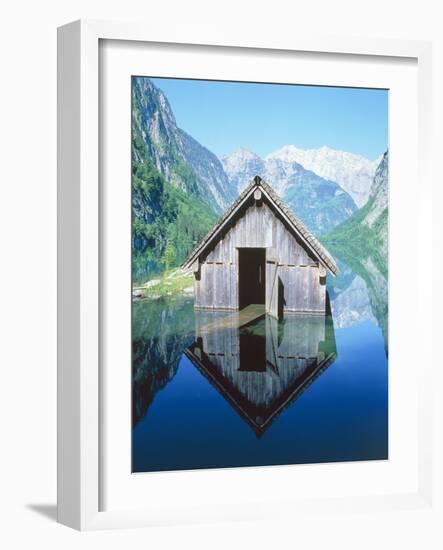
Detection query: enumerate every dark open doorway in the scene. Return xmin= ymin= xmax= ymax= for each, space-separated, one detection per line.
xmin=238 ymin=248 xmax=266 ymax=309
xmin=239 ymin=330 xmax=266 ymax=372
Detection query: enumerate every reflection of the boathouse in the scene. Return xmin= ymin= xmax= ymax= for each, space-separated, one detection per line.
xmin=185 ymin=309 xmax=337 ymax=436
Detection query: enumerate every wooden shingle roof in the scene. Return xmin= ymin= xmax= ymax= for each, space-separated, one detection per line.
xmin=182 ymin=175 xmax=338 ymax=276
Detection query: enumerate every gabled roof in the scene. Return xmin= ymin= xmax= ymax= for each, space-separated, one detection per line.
xmin=182 ymin=176 xmax=338 ymax=276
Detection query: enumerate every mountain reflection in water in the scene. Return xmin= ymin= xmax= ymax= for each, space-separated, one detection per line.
xmin=132 ymin=255 xmax=388 ymax=472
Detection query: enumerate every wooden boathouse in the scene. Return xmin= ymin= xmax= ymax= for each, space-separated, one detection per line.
xmin=182 ymin=176 xmax=338 ymax=317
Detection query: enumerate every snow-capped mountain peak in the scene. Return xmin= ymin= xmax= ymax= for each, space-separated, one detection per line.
xmin=221 ymin=147 xmax=262 ymax=169
xmin=220 ymin=147 xmax=265 ymax=193
xmin=265 ymin=144 xmax=300 ymax=161
xmin=221 ymin=146 xmax=358 ymax=235
xmin=226 ymin=146 xmax=261 ymax=159
xmin=266 ymin=145 xmax=380 ymax=207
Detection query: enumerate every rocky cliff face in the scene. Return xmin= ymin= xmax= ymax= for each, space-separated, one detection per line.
xmin=132 ymin=78 xmax=222 ymax=277
xmin=220 ymin=148 xmax=266 ymax=193
xmin=361 ymin=151 xmax=389 ymax=257
xmin=362 ymin=151 xmax=388 ymax=225
xmin=222 ymin=147 xmax=357 ymax=235
xmin=266 ymin=145 xmax=380 ymax=207
xmin=321 ymin=151 xmax=389 ymax=350
xmin=133 ymin=77 xmax=236 ymax=213
xmin=323 ymin=151 xmax=388 ymax=258
xmin=222 ymin=145 xmax=379 ymax=208
xmin=280 ymin=164 xmax=357 ymax=235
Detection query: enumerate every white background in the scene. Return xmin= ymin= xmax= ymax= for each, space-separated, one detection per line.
xmin=1 ymin=0 xmax=442 ymax=548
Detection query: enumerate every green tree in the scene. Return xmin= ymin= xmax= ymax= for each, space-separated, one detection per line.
xmin=162 ymin=242 xmax=175 ymax=271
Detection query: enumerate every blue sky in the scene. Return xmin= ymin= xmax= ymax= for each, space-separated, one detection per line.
xmin=151 ymin=77 xmax=388 ymax=161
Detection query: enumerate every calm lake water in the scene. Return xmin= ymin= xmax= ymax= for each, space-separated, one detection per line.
xmin=132 ymin=256 xmax=388 ymax=472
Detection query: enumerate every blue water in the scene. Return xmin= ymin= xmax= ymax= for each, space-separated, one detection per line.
xmin=132 ymin=262 xmax=388 ymax=472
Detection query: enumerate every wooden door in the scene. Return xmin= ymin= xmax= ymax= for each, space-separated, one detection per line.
xmin=265 ymin=258 xmax=279 ymax=318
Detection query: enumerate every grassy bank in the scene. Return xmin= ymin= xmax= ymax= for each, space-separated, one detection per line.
xmin=132 ymin=268 xmax=194 ymax=300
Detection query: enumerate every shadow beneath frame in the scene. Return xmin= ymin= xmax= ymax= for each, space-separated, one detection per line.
xmin=26 ymin=503 xmax=57 ymax=522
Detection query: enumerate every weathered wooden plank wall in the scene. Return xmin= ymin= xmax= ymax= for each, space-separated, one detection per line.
xmin=194 ymin=202 xmax=326 ymax=313
xmin=265 ymin=259 xmax=279 ymax=318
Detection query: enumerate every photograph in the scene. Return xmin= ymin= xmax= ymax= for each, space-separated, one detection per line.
xmin=131 ymin=76 xmax=389 ymax=473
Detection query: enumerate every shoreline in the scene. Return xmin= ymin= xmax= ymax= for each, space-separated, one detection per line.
xmin=132 ymin=267 xmax=194 ymax=300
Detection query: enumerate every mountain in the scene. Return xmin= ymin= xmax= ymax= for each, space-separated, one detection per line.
xmin=133 ymin=77 xmax=236 ymax=213
xmin=315 ymin=151 xmax=388 ymax=350
xmin=222 ymin=148 xmax=358 ymax=235
xmin=221 ymin=148 xmax=266 ymax=193
xmin=323 ymin=151 xmax=389 ymax=260
xmin=266 ymin=145 xmax=380 ymax=207
xmin=132 ymin=77 xmax=374 ymax=281
xmin=362 ymin=150 xmax=388 ymax=230
xmin=132 ymin=78 xmax=224 ymax=279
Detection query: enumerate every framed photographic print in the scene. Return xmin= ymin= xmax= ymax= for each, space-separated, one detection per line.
xmin=57 ymin=19 xmax=435 ymax=530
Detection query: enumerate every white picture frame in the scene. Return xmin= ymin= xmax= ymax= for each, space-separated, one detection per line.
xmin=57 ymin=19 xmax=435 ymax=531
